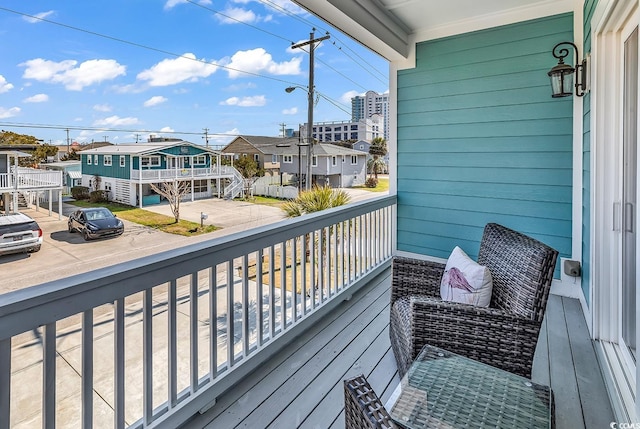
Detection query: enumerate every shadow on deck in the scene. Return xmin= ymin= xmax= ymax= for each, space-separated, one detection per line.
xmin=184 ymin=268 xmax=614 ymax=428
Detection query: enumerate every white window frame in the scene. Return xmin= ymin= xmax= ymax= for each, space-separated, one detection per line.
xmin=141 ymin=155 xmax=161 ymax=167
xmin=332 ymin=156 xmax=337 ymax=166
xmin=312 ymin=156 xmax=318 ymax=167
xmin=87 ymin=155 xmax=92 ymax=165
xmin=351 ymin=155 xmax=358 ymax=165
xmin=254 ymin=154 xmax=260 ymax=162
xmin=283 ymin=155 xmax=293 ymax=163
xmin=93 ymin=155 xmax=98 ymax=165
xmin=271 ymin=154 xmax=278 ymax=163
xmin=193 ymin=155 xmax=206 ymax=165
xmin=104 ymin=155 xmax=112 ymax=166
xmin=119 ymin=155 xmax=125 ymax=167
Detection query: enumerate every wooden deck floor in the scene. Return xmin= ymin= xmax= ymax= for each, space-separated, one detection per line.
xmin=183 ymin=268 xmax=615 ymax=429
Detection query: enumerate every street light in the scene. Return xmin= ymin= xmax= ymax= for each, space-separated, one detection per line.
xmin=285 ymin=85 xmax=314 ymax=191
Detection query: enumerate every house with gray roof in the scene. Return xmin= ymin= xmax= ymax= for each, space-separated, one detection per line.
xmin=222 ymin=135 xmax=300 ymax=176
xmin=80 ymin=141 xmax=243 ymax=207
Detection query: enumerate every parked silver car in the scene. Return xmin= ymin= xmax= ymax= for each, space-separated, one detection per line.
xmin=68 ymin=207 xmax=124 ymax=240
xmin=0 ymin=213 xmax=43 ymax=256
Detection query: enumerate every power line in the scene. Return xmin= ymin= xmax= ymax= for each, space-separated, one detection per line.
xmin=0 ymin=121 xmax=240 ymax=138
xmin=258 ymin=0 xmax=388 ymax=84
xmin=0 ymin=7 xmax=293 ymax=85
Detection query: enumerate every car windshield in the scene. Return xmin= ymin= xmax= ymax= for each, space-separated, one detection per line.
xmin=86 ymin=209 xmax=114 ymax=221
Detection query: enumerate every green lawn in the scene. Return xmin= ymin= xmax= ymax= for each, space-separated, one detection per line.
xmin=68 ymin=200 xmax=219 ymax=236
xmin=354 ymin=177 xmax=389 ymax=192
xmin=238 ymin=195 xmax=287 ymax=208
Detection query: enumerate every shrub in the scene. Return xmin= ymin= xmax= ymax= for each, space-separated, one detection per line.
xmin=365 ymin=177 xmax=378 ymax=188
xmin=71 ymin=186 xmax=90 ymax=200
xmin=89 ymin=190 xmax=108 ymax=203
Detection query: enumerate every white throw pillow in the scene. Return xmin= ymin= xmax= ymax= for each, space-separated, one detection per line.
xmin=440 ymin=246 xmax=493 ymax=307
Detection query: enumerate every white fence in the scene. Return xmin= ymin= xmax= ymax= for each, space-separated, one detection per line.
xmin=0 ymin=195 xmax=397 ymax=429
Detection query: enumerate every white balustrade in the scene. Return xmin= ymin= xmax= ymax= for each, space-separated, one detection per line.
xmin=0 ymin=195 xmax=396 ymax=429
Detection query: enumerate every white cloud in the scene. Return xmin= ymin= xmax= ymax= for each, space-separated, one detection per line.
xmin=217 ymin=7 xmax=257 ymax=24
xmin=164 ymin=0 xmax=211 ymax=10
xmin=0 ymin=107 xmax=21 ymax=119
xmin=212 ymin=128 xmax=240 ymax=144
xmin=93 ymin=116 xmax=140 ymax=127
xmin=0 ymin=76 xmax=14 ymax=93
xmin=159 ymin=126 xmax=174 ymax=132
xmin=23 ymin=11 xmax=54 ymax=24
xmin=224 ymin=48 xmax=301 ymax=78
xmin=220 ymin=95 xmax=266 ymax=107
xmin=340 ymin=90 xmax=361 ymax=104
xmin=93 ymin=104 xmax=112 ymax=112
xmin=23 ymin=93 xmax=48 ymax=103
xmin=282 ymin=107 xmax=298 ymax=115
xmin=137 ymin=53 xmax=218 ymax=86
xmin=21 ymin=58 xmax=126 ymax=91
xmin=144 ymin=96 xmax=168 ymax=107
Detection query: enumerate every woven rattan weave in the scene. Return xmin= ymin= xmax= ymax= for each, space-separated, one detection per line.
xmin=389 ymin=223 xmax=558 ymax=378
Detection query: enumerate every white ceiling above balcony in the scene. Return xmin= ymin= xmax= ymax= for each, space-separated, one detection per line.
xmin=293 ymin=0 xmax=574 ymax=61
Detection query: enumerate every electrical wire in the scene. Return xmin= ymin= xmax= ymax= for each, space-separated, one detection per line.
xmin=0 ymin=6 xmax=293 ymax=85
xmin=258 ymin=0 xmax=388 ymax=84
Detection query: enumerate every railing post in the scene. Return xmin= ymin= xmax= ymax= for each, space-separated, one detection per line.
xmin=0 ymin=338 xmax=10 ymax=429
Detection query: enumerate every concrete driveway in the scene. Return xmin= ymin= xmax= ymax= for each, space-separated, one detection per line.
xmin=1 ymin=187 xmax=383 ymax=293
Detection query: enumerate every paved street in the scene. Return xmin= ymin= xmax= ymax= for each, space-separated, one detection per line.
xmin=1 ymin=187 xmax=383 ymax=293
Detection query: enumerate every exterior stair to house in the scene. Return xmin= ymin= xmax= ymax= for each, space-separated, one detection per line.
xmin=223 ymin=167 xmax=245 ymax=200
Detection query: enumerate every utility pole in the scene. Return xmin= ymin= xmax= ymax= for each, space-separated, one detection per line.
xmin=134 ymin=133 xmax=141 ymax=143
xmin=65 ymin=128 xmax=70 ymax=155
xmin=202 ymin=128 xmax=210 ymax=147
xmin=279 ymin=122 xmax=287 ymax=138
xmin=291 ymin=29 xmax=330 ymax=190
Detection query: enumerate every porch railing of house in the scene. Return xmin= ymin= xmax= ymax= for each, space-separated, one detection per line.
xmin=130 ymin=165 xmax=239 ymax=181
xmin=0 ymin=195 xmax=396 ymax=428
xmin=0 ymin=168 xmax=62 ymax=191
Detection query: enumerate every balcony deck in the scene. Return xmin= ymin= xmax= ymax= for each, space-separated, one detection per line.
xmin=185 ymin=268 xmax=615 ymax=429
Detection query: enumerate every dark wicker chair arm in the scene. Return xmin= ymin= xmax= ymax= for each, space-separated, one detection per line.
xmin=391 ymin=256 xmax=445 ymax=305
xmin=408 ymin=296 xmax=542 ymax=378
xmin=344 ymin=375 xmax=398 ymax=429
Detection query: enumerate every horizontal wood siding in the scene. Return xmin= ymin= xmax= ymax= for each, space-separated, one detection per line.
xmin=396 ymin=13 xmax=574 ymax=275
xmin=582 ymin=0 xmax=597 ymax=306
xmin=82 ymin=154 xmax=130 ymax=179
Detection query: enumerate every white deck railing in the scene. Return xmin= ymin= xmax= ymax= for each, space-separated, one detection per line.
xmin=0 ymin=168 xmax=62 ymax=191
xmin=0 ymin=195 xmax=396 ymax=428
xmin=131 ymin=166 xmax=238 ymax=181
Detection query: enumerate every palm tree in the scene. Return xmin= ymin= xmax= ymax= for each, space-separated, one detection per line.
xmin=368 ymin=137 xmax=388 ymax=180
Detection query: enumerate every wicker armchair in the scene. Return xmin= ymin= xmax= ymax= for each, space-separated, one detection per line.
xmin=344 ymin=375 xmax=397 ymax=429
xmin=390 ymin=223 xmax=558 ymax=378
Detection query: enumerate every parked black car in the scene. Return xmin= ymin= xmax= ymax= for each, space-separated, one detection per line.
xmin=68 ymin=207 xmax=124 ymax=240
xmin=0 ymin=213 xmax=42 ymax=255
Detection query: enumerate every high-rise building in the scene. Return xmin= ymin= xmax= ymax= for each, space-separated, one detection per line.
xmin=351 ymin=90 xmax=389 ymax=141
xmin=300 ymin=115 xmax=384 ymax=143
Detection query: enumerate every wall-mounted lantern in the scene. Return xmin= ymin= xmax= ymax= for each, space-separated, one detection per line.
xmin=548 ymin=42 xmax=588 ymax=98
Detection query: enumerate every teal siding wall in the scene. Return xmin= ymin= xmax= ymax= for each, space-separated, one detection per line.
xmin=82 ymin=154 xmax=130 ymax=179
xmin=396 ymin=14 xmax=574 ymax=277
xmin=582 ymin=0 xmax=597 ymax=306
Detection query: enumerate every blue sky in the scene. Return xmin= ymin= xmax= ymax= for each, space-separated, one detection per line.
xmin=0 ymin=0 xmax=388 ymax=147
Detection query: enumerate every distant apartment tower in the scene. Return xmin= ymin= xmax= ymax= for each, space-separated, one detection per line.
xmin=300 ymin=115 xmax=384 ymax=143
xmin=351 ymin=90 xmax=389 ymax=141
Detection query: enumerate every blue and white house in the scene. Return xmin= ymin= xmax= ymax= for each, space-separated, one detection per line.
xmin=80 ymin=141 xmax=243 ymax=207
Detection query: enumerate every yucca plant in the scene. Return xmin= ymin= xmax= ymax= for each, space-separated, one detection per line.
xmin=281 ymin=185 xmax=352 ymax=294
xmin=281 ymin=184 xmax=351 ymax=217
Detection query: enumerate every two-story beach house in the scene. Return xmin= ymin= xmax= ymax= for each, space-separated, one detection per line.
xmin=276 ymin=143 xmax=368 ymax=188
xmin=222 ymin=135 xmax=299 ymax=176
xmin=0 ymin=146 xmax=63 ymax=216
xmin=80 ymin=141 xmax=243 ymax=207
